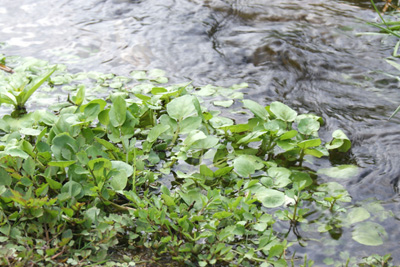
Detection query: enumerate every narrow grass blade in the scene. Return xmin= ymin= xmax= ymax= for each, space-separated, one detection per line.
xmin=19 ymin=66 xmax=56 ymax=105
xmin=389 ymin=105 xmax=400 ymax=120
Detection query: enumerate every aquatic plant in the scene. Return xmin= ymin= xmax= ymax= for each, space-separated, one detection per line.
xmin=367 ymin=0 xmax=400 ymax=119
xmin=0 ymin=56 xmax=393 ymax=266
xmin=0 ymin=55 xmax=57 ymax=117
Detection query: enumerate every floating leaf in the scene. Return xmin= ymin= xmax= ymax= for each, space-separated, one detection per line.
xmin=352 ymin=222 xmax=387 ymax=246
xmin=347 ymin=207 xmax=370 ymax=224
xmin=318 ymin=165 xmax=358 ymax=179
xmin=213 ymin=100 xmax=234 ymax=108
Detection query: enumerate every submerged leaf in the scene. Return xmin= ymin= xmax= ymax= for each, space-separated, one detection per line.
xmin=352 ymin=222 xmax=387 ymax=246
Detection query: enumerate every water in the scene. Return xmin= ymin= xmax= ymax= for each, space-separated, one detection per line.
xmin=1 ymin=0 xmax=400 ymax=264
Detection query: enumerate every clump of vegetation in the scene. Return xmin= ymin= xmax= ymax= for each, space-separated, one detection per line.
xmin=366 ymin=0 xmax=400 ymax=119
xmin=0 ymin=55 xmax=393 ymax=266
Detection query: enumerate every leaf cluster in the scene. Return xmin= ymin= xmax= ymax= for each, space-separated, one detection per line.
xmin=0 ymin=57 xmax=393 ymax=266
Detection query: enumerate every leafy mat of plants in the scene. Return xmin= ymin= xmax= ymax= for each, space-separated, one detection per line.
xmin=0 ymin=56 xmax=394 ymax=266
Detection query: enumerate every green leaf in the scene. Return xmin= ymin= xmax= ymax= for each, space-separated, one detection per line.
xmin=352 ymin=222 xmax=387 ymax=246
xmin=0 ymin=168 xmax=12 ymax=186
xmin=317 ymin=165 xmax=358 ymax=179
xmin=95 ymin=137 xmax=119 ymax=152
xmin=297 ymin=138 xmax=321 ymax=149
xmin=233 ymin=155 xmax=263 ymax=177
xmin=111 ymin=161 xmax=134 ymax=177
xmin=298 ymin=118 xmax=320 ymax=135
xmin=22 ymin=157 xmax=36 ymax=176
xmin=292 ymin=171 xmax=313 ymax=190
xmin=347 ymin=207 xmax=370 ymax=224
xmin=255 ymin=188 xmax=285 ymax=208
xmin=61 ymin=181 xmax=82 ymax=198
xmin=214 ymin=166 xmax=233 ymax=177
xmin=20 ymin=127 xmax=42 ymax=136
xmin=191 ymin=136 xmax=219 ymax=149
xmin=1 ymin=148 xmax=29 ymax=159
xmin=326 ymin=130 xmax=351 ymax=152
xmin=109 ymin=95 xmax=127 ymax=127
xmin=48 ymin=160 xmax=76 ymax=168
xmin=268 ymin=167 xmax=291 ymax=188
xmin=73 ymin=85 xmax=85 ymax=106
xmin=213 ymin=100 xmax=234 ymax=108
xmin=179 ymin=117 xmax=202 ymax=134
xmin=243 ymin=99 xmax=268 ymax=120
xmin=51 ymin=133 xmax=78 ymax=160
xmin=167 ymin=95 xmax=196 ymax=121
xmin=213 ymin=211 xmax=233 ymax=219
xmin=147 ymin=124 xmax=170 ymax=142
xmin=110 ymin=170 xmax=128 ymax=191
xmin=279 ymin=129 xmax=297 ymax=140
xmin=183 ymin=130 xmax=207 ymax=147
xmin=178 ymin=189 xmax=206 ymax=210
xmin=200 ymin=164 xmax=214 ymax=177
xmin=45 ymin=177 xmax=62 ymax=190
xmin=270 ymin=101 xmax=297 ymax=122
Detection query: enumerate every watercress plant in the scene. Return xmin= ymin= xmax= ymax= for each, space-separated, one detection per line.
xmin=0 ymin=56 xmax=393 ymax=266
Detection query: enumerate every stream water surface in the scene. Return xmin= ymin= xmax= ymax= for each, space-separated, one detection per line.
xmin=1 ymin=0 xmax=400 ymax=265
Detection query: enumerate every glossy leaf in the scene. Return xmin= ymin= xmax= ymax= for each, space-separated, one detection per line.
xmin=167 ymin=95 xmax=196 ymax=121
xmin=270 ymin=101 xmax=297 ymax=122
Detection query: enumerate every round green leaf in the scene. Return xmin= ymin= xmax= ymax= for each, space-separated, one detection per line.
xmin=167 ymin=95 xmax=196 ymax=121
xmin=233 ymin=155 xmax=263 ymax=177
xmin=298 ymin=118 xmax=320 ymax=135
xmin=255 ymin=188 xmax=285 ymax=208
xmin=352 ymin=222 xmax=387 ymax=246
xmin=111 ymin=161 xmax=134 ymax=177
xmin=347 ymin=207 xmax=370 ymax=225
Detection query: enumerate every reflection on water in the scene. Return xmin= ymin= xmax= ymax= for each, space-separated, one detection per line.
xmin=1 ymin=0 xmax=400 ymax=264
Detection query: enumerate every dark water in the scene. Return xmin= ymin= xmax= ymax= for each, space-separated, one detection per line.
xmin=1 ymin=0 xmax=400 ymax=264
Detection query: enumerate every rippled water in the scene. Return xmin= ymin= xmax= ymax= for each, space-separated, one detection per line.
xmin=1 ymin=0 xmax=400 ymax=264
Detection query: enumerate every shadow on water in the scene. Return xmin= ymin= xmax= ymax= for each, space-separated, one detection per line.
xmin=1 ymin=0 xmax=400 ymax=264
